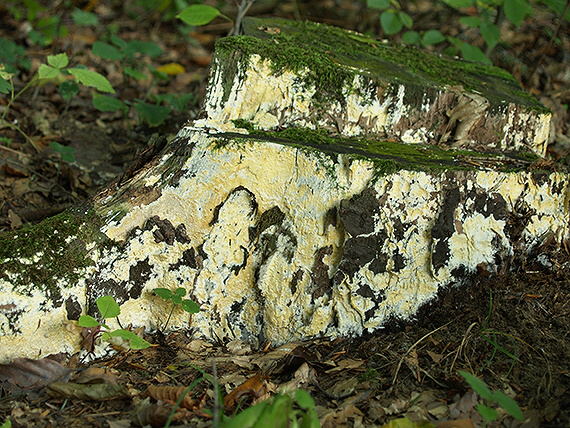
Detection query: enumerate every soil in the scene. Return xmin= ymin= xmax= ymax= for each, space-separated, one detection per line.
xmin=1 ymin=1 xmax=569 ymax=427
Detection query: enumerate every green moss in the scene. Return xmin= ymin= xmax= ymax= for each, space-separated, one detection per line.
xmin=212 ymin=17 xmax=548 ymax=115
xmin=0 ymin=207 xmax=106 ymax=302
xmin=218 ymin=123 xmax=505 ymax=178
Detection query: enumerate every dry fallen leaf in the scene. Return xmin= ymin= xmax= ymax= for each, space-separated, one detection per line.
xmin=0 ymin=357 xmax=72 ymax=392
xmin=47 ymin=381 xmax=131 ymax=401
xmin=223 ymin=373 xmax=271 ymax=410
xmin=145 ymin=385 xmax=205 ymax=410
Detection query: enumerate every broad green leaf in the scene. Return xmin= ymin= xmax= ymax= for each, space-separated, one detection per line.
xmin=492 ymin=391 xmax=524 ymax=421
xmin=92 ymin=41 xmax=123 ymax=61
xmin=50 ymin=141 xmax=75 ymax=163
xmin=367 ymin=0 xmax=390 ymax=9
xmin=38 ymin=64 xmax=60 ymax=80
xmin=171 ymin=294 xmax=182 ymax=305
xmin=402 ymin=31 xmax=421 ymax=44
xmin=0 ymin=74 xmax=12 ymax=94
xmin=480 ymin=21 xmax=501 ymax=50
xmin=174 ymin=288 xmax=187 ymax=297
xmin=181 ymin=299 xmax=200 ymax=314
xmin=134 ymin=101 xmax=170 ymax=126
xmin=59 ymin=80 xmax=79 ymax=100
xmin=0 ymin=419 xmax=11 ymax=428
xmin=177 ymin=5 xmax=220 ymax=26
xmin=152 ymin=93 xmax=195 ymax=112
xmin=257 ymin=395 xmax=293 ymax=427
xmin=504 ymin=0 xmax=533 ymax=27
xmin=380 ymin=10 xmax=403 ymax=35
xmin=109 ymin=329 xmax=151 ymax=349
xmin=154 ymin=288 xmax=173 ymax=300
xmin=300 ymin=409 xmax=320 ymax=428
xmin=110 ymin=34 xmax=128 ymax=50
xmin=459 ymin=370 xmax=494 ymax=400
xmin=68 ymin=68 xmax=115 ymax=93
xmin=460 ymin=42 xmax=492 ymax=65
xmin=459 ymin=16 xmax=481 ymax=27
xmin=124 ymin=67 xmax=146 ymax=81
xmin=125 ymin=40 xmax=162 ymax=58
xmin=442 ymin=0 xmax=474 ymax=7
xmin=399 ymin=12 xmax=413 ymax=29
xmin=92 ymin=93 xmax=127 ymax=113
xmin=96 ymin=295 xmax=121 ymax=319
xmin=477 ymin=403 xmax=498 ymax=421
xmin=224 ymin=401 xmax=268 ymax=428
xmin=422 ymin=29 xmax=445 ymax=46
xmin=295 ymin=389 xmax=316 ymax=410
xmin=71 ymin=8 xmax=98 ymax=26
xmin=47 ymin=53 xmax=68 ymax=69
xmin=78 ymin=315 xmax=100 ymax=328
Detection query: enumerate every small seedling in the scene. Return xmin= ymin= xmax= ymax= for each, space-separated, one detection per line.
xmin=78 ymin=295 xmax=151 ymax=350
xmin=459 ymin=370 xmax=524 ymax=426
xmin=153 ymin=287 xmax=200 ymax=331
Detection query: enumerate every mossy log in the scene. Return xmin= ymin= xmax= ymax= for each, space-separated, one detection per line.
xmin=0 ymin=18 xmax=567 ymax=362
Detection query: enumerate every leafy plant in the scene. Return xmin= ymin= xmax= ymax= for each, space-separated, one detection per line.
xmin=78 ymin=295 xmax=151 ymax=350
xmin=367 ymin=0 xmax=569 ymax=65
xmin=177 ymin=1 xmax=256 ymax=35
xmin=222 ymin=390 xmax=320 ymax=428
xmin=153 ymin=287 xmax=200 ymax=331
xmin=459 ymin=370 xmax=524 ymax=426
xmin=0 ymin=419 xmax=11 ymax=428
xmin=1 ymin=52 xmax=113 ymax=153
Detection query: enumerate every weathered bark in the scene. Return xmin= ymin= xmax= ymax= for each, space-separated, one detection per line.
xmin=1 ymin=18 xmax=567 ymax=362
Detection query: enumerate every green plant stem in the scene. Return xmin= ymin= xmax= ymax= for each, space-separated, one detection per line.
xmin=0 ymin=120 xmax=40 ymax=152
xmin=1 ymin=77 xmax=38 ymax=121
xmin=162 ymin=302 xmax=176 ymax=331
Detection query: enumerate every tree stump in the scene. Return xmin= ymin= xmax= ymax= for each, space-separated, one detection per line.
xmin=0 ymin=18 xmax=566 ymax=362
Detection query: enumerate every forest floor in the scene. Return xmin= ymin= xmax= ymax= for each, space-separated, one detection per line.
xmin=0 ymin=0 xmax=569 ymax=427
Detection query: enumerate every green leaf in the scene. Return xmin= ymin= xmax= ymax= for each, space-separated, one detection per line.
xmin=134 ymin=101 xmax=170 ymax=126
xmin=152 ymin=93 xmax=195 ymax=112
xmin=47 ymin=53 xmax=69 ymax=69
xmin=459 ymin=371 xmax=494 ymax=400
xmin=59 ymin=80 xmax=79 ymax=100
xmin=504 ymin=0 xmax=533 ymax=27
xmin=108 ymin=329 xmax=151 ymax=349
xmin=71 ymin=8 xmax=99 ymax=26
xmin=78 ymin=315 xmax=100 ymax=328
xmin=380 ymin=10 xmax=403 ymax=35
xmin=480 ymin=21 xmax=501 ymax=50
xmin=294 ymin=389 xmax=316 ymax=410
xmin=50 ymin=141 xmax=75 ymax=163
xmin=181 ymin=299 xmax=200 ymax=314
xmin=125 ymin=40 xmax=163 ymax=58
xmin=124 ymin=67 xmax=146 ymax=81
xmin=68 ymin=68 xmax=115 ymax=93
xmin=171 ymin=294 xmax=182 ymax=305
xmin=399 ymin=12 xmax=413 ymax=29
xmin=367 ymin=0 xmax=390 ymax=10
xmin=442 ymin=0 xmax=474 ymax=7
xmin=0 ymin=74 xmax=13 ymax=94
xmin=224 ymin=401 xmax=268 ymax=428
xmin=257 ymin=395 xmax=293 ymax=426
xmin=177 ymin=5 xmax=220 ymax=26
xmin=92 ymin=93 xmax=128 ymax=113
xmin=154 ymin=288 xmax=173 ymax=300
xmin=0 ymin=418 xmax=12 ymax=428
xmin=92 ymin=41 xmax=124 ymax=61
xmin=174 ymin=288 xmax=187 ymax=297
xmin=96 ymin=295 xmax=121 ymax=319
xmin=110 ymin=35 xmax=128 ymax=50
xmin=460 ymin=42 xmax=492 ymax=65
xmin=402 ymin=31 xmax=421 ymax=44
xmin=38 ymin=64 xmax=60 ymax=80
xmin=477 ymin=403 xmax=498 ymax=422
xmin=492 ymin=391 xmax=524 ymax=421
xmin=459 ymin=16 xmax=481 ymax=27
xmin=422 ymin=29 xmax=445 ymax=46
